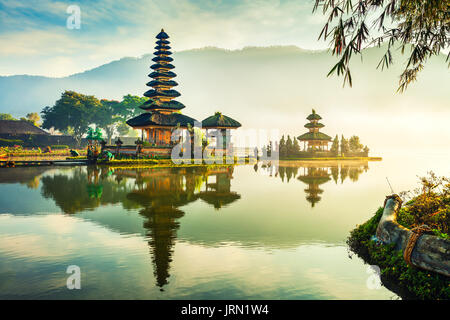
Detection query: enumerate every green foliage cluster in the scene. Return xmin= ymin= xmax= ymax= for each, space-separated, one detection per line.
xmin=398 ymin=172 xmax=450 ymax=238
xmin=51 ymin=145 xmax=69 ymax=150
xmin=0 ymin=113 xmax=17 ymax=120
xmin=0 ymin=138 xmax=23 ymax=147
xmin=348 ymin=207 xmax=450 ymax=300
xmin=41 ymin=91 xmax=147 ymax=146
xmin=277 ymin=133 xmax=369 ymax=158
xmin=313 ymin=0 xmax=449 ymax=92
xmin=278 ymin=135 xmax=301 ymax=157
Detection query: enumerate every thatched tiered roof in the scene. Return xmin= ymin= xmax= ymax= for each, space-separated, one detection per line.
xmin=0 ymin=120 xmax=49 ymax=135
xmin=201 ymin=112 xmax=242 ymax=129
xmin=137 ymin=28 xmax=183 ymax=112
xmin=306 ymin=109 xmax=322 ymax=120
xmin=126 ymin=111 xmax=197 ymax=128
xmin=140 ymin=99 xmax=185 ymax=111
xmin=297 ymin=109 xmax=331 ymax=142
xmin=297 ymin=131 xmax=332 ymax=141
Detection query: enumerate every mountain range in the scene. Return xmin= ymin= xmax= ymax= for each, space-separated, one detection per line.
xmin=0 ymin=45 xmax=448 ymax=151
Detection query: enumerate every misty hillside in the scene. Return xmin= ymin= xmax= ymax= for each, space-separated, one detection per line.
xmin=1 ymin=45 xmax=448 ymax=117
xmin=0 ymin=45 xmax=448 ymax=151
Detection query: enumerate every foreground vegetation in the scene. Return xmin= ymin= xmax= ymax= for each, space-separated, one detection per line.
xmin=1 ymin=146 xmax=86 ymax=159
xmin=397 ymin=172 xmax=449 ymax=239
xmin=348 ymin=172 xmax=450 ymax=299
xmin=348 ymin=207 xmax=449 ymax=300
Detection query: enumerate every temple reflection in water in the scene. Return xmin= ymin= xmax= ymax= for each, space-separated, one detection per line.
xmin=258 ymin=160 xmax=370 ymax=207
xmin=10 ymin=160 xmax=369 ymax=290
xmin=37 ymin=165 xmax=240 ymax=289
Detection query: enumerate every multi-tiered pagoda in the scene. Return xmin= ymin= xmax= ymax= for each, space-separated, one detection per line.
xmin=297 ymin=109 xmax=332 ymax=151
xmin=126 ymin=29 xmax=197 ymax=146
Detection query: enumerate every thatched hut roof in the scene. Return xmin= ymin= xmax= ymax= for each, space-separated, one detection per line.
xmin=149 ymin=71 xmax=177 ymax=78
xmin=0 ymin=120 xmax=49 ymax=135
xmin=297 ymin=132 xmax=332 ymax=141
xmin=139 ymin=99 xmax=185 ymax=111
xmin=144 ymin=89 xmax=180 ymax=99
xmin=155 ymin=40 xmax=170 ymax=45
xmin=306 ymin=109 xmax=322 ymax=121
xmin=154 ymin=45 xmax=171 ymax=50
xmin=156 ymin=29 xmax=169 ymax=39
xmin=154 ymin=50 xmax=172 ymax=56
xmin=151 ymin=63 xmax=175 ymax=70
xmin=201 ymin=112 xmax=241 ymax=129
xmin=152 ymin=56 xmax=174 ymax=63
xmin=127 ymin=111 xmax=197 ymax=128
xmin=147 ymin=80 xmax=178 ymax=87
xmin=304 ymin=122 xmax=325 ymax=128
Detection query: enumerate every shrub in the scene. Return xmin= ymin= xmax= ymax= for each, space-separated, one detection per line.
xmin=51 ymin=145 xmax=69 ymax=150
xmin=0 ymin=138 xmax=23 ymax=147
xmin=398 ymin=172 xmax=449 ymax=237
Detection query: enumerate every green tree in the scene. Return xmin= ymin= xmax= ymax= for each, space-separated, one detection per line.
xmin=94 ymin=99 xmax=121 ymax=144
xmin=313 ymin=0 xmax=449 ymax=92
xmin=330 ymin=134 xmax=339 ymax=156
xmin=26 ymin=112 xmax=40 ymax=126
xmin=286 ymin=135 xmax=293 ymax=156
xmin=349 ymin=135 xmax=364 ymax=153
xmin=293 ymin=137 xmax=300 ymax=155
xmin=41 ymin=91 xmax=102 ymax=145
xmin=340 ymin=135 xmax=350 ymax=156
xmin=116 ymin=94 xmax=148 ymax=121
xmin=363 ymin=145 xmax=370 ymax=156
xmin=279 ymin=135 xmax=287 ymax=157
xmin=117 ymin=122 xmax=131 ymax=137
xmin=0 ymin=113 xmax=16 ymax=120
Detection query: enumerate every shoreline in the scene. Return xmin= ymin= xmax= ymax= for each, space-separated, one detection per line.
xmin=279 ymin=156 xmax=382 ymax=161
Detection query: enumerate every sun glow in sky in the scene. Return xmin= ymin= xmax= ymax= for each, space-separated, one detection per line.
xmin=0 ymin=0 xmax=326 ymax=77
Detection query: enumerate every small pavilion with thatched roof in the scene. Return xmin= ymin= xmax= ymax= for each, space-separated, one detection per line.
xmin=201 ymin=112 xmax=241 ymax=150
xmin=297 ymin=109 xmax=332 ymax=151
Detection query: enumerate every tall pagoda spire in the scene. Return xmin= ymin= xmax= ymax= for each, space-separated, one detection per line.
xmin=140 ymin=29 xmax=185 ymax=112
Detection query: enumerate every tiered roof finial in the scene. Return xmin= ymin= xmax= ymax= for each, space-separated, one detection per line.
xmin=297 ymin=109 xmax=331 ymax=143
xmin=139 ymin=29 xmax=185 ymax=112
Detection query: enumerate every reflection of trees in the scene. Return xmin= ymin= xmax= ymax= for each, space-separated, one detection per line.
xmin=259 ymin=161 xmax=370 ymax=207
xmin=278 ymin=166 xmax=299 ymax=183
xmin=40 ymin=166 xmax=137 ymax=214
xmin=331 ymin=166 xmax=339 ymax=184
xmin=0 ymin=167 xmax=51 ymax=188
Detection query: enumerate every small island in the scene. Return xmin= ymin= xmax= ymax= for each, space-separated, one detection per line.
xmin=273 ymin=109 xmax=381 ymax=161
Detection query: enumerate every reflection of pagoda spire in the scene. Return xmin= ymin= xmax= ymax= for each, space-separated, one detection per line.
xmin=297 ymin=167 xmax=331 ymax=207
xmin=111 ymin=166 xmax=240 ymax=288
xmin=125 ymin=169 xmax=197 ymax=289
xmin=141 ymin=206 xmax=184 ymax=289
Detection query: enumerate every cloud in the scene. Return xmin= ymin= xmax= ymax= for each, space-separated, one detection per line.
xmin=0 ymin=0 xmax=327 ymax=76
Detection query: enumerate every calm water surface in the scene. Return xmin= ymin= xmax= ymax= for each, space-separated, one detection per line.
xmin=0 ymin=150 xmax=448 ymax=299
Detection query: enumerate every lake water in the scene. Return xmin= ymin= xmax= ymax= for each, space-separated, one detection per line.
xmin=0 ymin=150 xmax=448 ymax=299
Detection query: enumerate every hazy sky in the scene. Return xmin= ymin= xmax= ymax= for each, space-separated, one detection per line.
xmin=0 ymin=0 xmax=327 ymax=77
